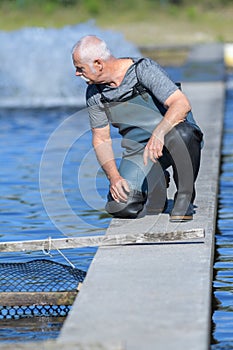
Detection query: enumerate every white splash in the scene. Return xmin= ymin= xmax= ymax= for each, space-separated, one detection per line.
xmin=0 ymin=21 xmax=141 ymax=108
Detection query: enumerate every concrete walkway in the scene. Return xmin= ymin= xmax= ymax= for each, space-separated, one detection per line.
xmin=57 ymin=45 xmax=225 ymax=350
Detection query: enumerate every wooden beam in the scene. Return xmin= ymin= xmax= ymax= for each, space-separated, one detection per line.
xmin=0 ymin=291 xmax=77 ymax=306
xmin=0 ymin=228 xmax=204 ymax=253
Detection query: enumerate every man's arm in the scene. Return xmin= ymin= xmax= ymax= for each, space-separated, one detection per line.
xmin=143 ymin=89 xmax=191 ymax=165
xmin=92 ymin=125 xmax=130 ymax=202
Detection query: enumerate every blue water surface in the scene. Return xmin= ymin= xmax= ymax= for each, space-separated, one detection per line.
xmin=211 ymin=72 xmax=233 ymax=349
xmin=0 ymin=107 xmax=114 ymax=269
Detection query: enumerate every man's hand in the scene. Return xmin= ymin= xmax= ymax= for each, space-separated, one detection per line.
xmin=110 ymin=176 xmax=130 ymax=203
xmin=92 ymin=125 xmax=130 ymax=202
xmin=143 ymin=133 xmax=164 ymax=166
xmin=143 ymin=89 xmax=191 ymax=166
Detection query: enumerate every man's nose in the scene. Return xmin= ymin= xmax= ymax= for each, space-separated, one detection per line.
xmin=75 ymin=71 xmax=82 ymax=76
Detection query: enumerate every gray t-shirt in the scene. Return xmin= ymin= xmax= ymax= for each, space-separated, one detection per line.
xmin=86 ymin=57 xmax=178 ymax=129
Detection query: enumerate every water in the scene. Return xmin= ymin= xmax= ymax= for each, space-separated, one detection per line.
xmin=211 ymin=72 xmax=233 ymax=349
xmin=0 ymin=107 xmax=102 ymax=268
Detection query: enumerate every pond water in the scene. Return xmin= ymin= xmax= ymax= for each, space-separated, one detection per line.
xmin=0 ymin=107 xmax=106 ymax=268
xmin=211 ymin=72 xmax=233 ymax=349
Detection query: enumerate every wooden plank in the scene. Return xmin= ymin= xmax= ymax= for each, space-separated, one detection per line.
xmin=0 ymin=228 xmax=205 ymax=253
xmin=0 ymin=291 xmax=77 ymax=306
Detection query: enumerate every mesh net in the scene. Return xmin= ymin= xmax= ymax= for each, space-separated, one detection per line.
xmin=0 ymin=259 xmax=86 ymax=319
xmin=0 ymin=305 xmax=71 ymax=319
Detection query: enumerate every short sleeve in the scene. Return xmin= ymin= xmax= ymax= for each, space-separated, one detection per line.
xmin=136 ymin=58 xmax=178 ymax=104
xmin=86 ymin=85 xmax=109 ymax=129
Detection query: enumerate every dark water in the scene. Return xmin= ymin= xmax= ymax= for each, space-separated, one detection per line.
xmin=211 ymin=72 xmax=233 ymax=348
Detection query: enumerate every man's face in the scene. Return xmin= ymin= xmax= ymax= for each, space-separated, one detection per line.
xmin=73 ymin=54 xmax=99 ymax=84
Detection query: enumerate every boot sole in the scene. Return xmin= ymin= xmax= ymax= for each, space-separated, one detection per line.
xmin=169 ymin=215 xmax=193 ymax=222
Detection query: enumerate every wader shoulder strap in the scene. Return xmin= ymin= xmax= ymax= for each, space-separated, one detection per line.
xmin=134 ymin=58 xmax=181 ymax=116
xmin=95 ymin=58 xmax=181 ymax=117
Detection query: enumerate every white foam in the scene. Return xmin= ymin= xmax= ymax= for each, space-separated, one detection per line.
xmin=0 ymin=21 xmax=141 ymax=107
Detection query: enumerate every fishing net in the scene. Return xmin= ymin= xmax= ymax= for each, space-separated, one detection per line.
xmin=0 ymin=259 xmax=86 ymax=319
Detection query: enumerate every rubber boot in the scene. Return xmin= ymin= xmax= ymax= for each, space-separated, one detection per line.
xmin=164 ymin=122 xmax=203 ymax=222
xmin=146 ymin=170 xmax=170 ymax=215
xmin=105 ymin=189 xmax=147 ymax=219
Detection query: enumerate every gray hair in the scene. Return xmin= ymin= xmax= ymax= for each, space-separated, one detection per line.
xmin=72 ymin=35 xmax=112 ymax=65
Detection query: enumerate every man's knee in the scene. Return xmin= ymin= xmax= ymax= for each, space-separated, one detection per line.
xmin=166 ymin=122 xmax=203 ymax=147
xmin=105 ymin=190 xmax=146 ymax=219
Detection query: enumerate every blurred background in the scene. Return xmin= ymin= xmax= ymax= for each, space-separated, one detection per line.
xmin=1 ymin=0 xmax=232 ymax=106
xmin=1 ymin=0 xmax=232 ymax=46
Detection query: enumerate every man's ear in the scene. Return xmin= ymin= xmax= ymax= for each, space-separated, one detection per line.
xmin=94 ymin=59 xmax=103 ymax=71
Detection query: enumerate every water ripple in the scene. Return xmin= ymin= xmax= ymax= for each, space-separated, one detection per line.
xmin=212 ymin=72 xmax=233 ymax=348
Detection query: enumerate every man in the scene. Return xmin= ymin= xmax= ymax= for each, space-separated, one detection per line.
xmin=72 ymin=35 xmax=203 ymax=222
